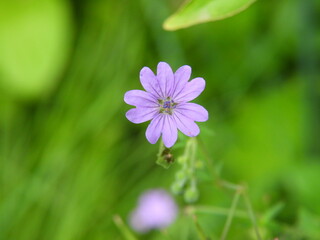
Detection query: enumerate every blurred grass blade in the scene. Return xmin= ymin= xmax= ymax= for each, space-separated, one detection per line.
xmin=261 ymin=202 xmax=285 ymax=224
xmin=163 ymin=0 xmax=256 ymax=31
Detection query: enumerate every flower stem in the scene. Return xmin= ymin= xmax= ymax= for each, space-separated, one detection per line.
xmin=242 ymin=189 xmax=262 ymax=240
xmin=220 ymin=190 xmax=241 ymax=240
xmin=186 ymin=205 xmax=248 ymax=219
xmin=113 ymin=215 xmax=138 ymax=240
xmin=197 ymin=137 xmax=262 ymax=239
xmin=197 ymin=137 xmax=220 ymax=180
xmin=192 ymin=214 xmax=210 ymax=240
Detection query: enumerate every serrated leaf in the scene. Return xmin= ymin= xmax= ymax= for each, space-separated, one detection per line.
xmin=163 ymin=0 xmax=256 ymax=31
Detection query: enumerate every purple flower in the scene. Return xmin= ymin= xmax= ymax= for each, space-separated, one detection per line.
xmin=129 ymin=189 xmax=178 ymax=233
xmin=124 ymin=62 xmax=208 ymax=148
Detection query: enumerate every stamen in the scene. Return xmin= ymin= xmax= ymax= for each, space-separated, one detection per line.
xmin=158 ymin=98 xmax=176 ymax=115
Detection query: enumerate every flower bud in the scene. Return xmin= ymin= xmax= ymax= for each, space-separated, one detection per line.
xmin=185 ymin=168 xmax=193 ymax=178
xmin=175 ymin=169 xmax=188 ymax=181
xmin=184 ymin=186 xmax=199 ymax=203
xmin=195 ymin=160 xmax=204 ymax=169
xmin=177 ymin=156 xmax=187 ymax=164
xmin=171 ymin=180 xmax=186 ymax=195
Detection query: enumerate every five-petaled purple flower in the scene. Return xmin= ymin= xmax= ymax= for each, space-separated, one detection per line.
xmin=124 ymin=62 xmax=208 ymax=148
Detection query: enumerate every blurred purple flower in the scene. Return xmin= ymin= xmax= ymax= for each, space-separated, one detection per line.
xmin=129 ymin=189 xmax=178 ymax=233
xmin=124 ymin=62 xmax=208 ymax=148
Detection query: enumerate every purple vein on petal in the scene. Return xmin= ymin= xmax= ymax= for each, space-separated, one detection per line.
xmin=124 ymin=90 xmax=158 ymax=108
xmin=164 ymin=64 xmax=174 ymax=97
xmin=146 ymin=114 xmax=164 ymax=144
xmin=171 ymin=65 xmax=191 ymax=99
xmin=126 ymin=108 xmax=158 ymax=124
xmin=173 ymin=111 xmax=200 ymax=137
xmin=174 ymin=77 xmax=205 ymax=102
xmin=175 ymin=103 xmax=208 ymax=122
xmin=157 ymin=62 xmax=174 ymax=98
xmin=140 ymin=67 xmax=161 ymax=99
xmin=162 ymin=115 xmax=177 ymax=148
xmin=156 ymin=63 xmax=166 ymax=98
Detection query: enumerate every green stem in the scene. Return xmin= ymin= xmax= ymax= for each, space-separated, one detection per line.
xmin=190 ymin=137 xmax=197 ymax=187
xmin=242 ymin=190 xmax=262 ymax=240
xmin=198 ymin=138 xmax=244 ymax=191
xmin=197 ymin=137 xmax=220 ymax=180
xmin=160 ymin=229 xmax=174 ymax=240
xmin=113 ymin=215 xmax=138 ymax=240
xmin=220 ymin=190 xmax=241 ymax=240
xmin=190 ymin=137 xmax=197 ymax=168
xmin=192 ymin=215 xmax=209 ymax=240
xmin=219 ymin=180 xmax=242 ymax=191
xmin=198 ymin=138 xmax=262 ymax=239
xmin=187 ymin=205 xmax=248 ymax=219
xmin=184 ymin=138 xmax=193 ymax=161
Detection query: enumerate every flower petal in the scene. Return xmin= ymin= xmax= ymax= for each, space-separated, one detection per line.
xmin=126 ymin=108 xmax=158 ymax=124
xmin=157 ymin=62 xmax=174 ymax=97
xmin=140 ymin=67 xmax=162 ymax=98
xmin=175 ymin=103 xmax=208 ymax=122
xmin=174 ymin=77 xmax=205 ymax=102
xmin=161 ymin=115 xmax=178 ymax=148
xmin=146 ymin=114 xmax=163 ymax=144
xmin=171 ymin=65 xmax=191 ymax=98
xmin=173 ymin=111 xmax=200 ymax=137
xmin=124 ymin=90 xmax=157 ymax=107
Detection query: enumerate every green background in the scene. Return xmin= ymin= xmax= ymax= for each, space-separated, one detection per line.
xmin=1 ymin=0 xmax=320 ymax=239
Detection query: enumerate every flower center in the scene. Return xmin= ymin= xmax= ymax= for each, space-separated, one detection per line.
xmin=158 ymin=98 xmax=177 ymax=115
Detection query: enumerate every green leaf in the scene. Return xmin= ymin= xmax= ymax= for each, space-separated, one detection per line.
xmin=261 ymin=202 xmax=285 ymax=224
xmin=163 ymin=0 xmax=256 ymax=31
